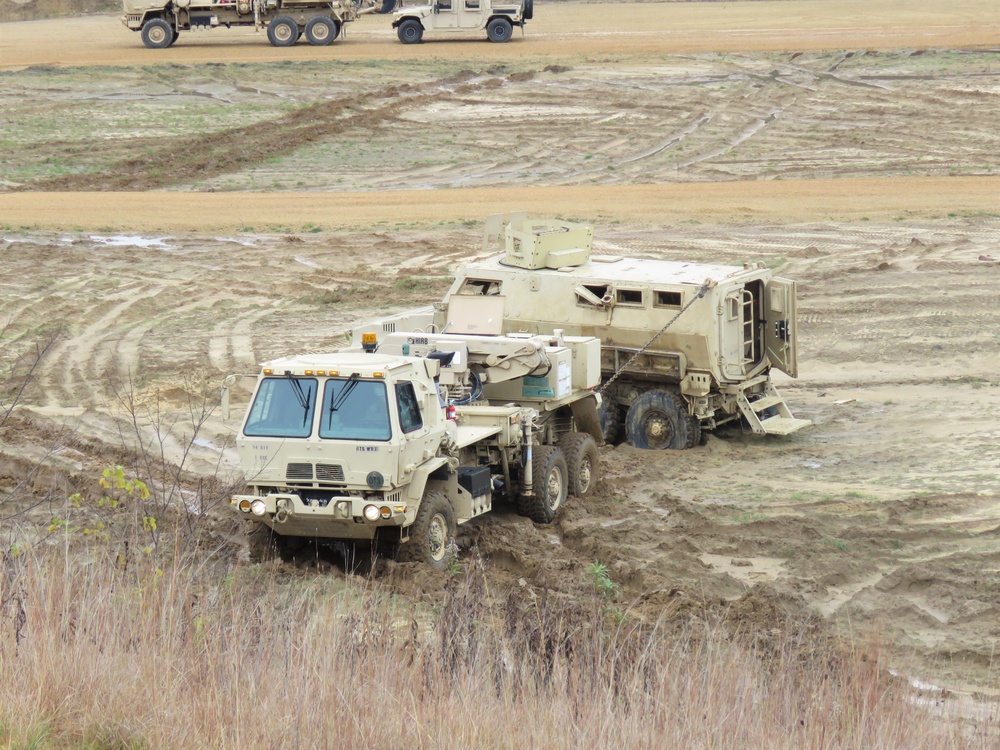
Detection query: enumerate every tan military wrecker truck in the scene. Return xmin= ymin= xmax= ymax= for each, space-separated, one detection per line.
xmin=121 ymin=0 xmax=378 ymax=48
xmin=356 ymin=214 xmax=811 ymax=450
xmin=229 ymin=328 xmax=602 ymax=569
xmin=392 ymin=0 xmax=531 ymax=43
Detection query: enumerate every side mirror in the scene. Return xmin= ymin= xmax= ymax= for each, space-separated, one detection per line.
xmin=221 ymin=374 xmax=238 ymax=421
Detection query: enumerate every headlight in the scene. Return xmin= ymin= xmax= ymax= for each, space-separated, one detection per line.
xmin=250 ymin=499 xmax=266 ymax=517
xmin=363 ymin=504 xmax=380 ymax=521
xmin=238 ymin=499 xmax=251 ymax=513
xmin=379 ymin=506 xmax=391 ymax=519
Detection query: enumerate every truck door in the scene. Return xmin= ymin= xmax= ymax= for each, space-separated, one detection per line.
xmin=433 ymin=0 xmax=459 ymax=28
xmin=764 ymin=277 xmax=799 ymax=378
xmin=395 ymin=380 xmax=434 ymax=483
xmin=459 ymin=0 xmax=484 ymax=28
xmin=719 ymin=288 xmax=746 ymax=380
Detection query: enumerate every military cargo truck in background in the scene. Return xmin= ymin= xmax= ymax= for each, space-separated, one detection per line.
xmin=122 ymin=0 xmax=377 ymax=48
xmin=353 ymin=214 xmax=811 ymax=449
xmin=229 ymin=329 xmax=602 ymax=568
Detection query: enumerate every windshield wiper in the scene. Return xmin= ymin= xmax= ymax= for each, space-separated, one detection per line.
xmin=285 ymin=371 xmax=311 ymax=426
xmin=330 ymin=372 xmax=361 ymax=413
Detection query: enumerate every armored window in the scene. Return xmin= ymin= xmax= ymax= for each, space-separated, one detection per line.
xmin=458 ymin=278 xmax=502 ymax=296
xmin=576 ymin=283 xmax=610 ymax=307
xmin=654 ymin=290 xmax=682 ymax=308
xmin=616 ymin=288 xmax=644 ymax=306
xmin=243 ymin=377 xmax=317 ymax=438
xmin=728 ymin=296 xmax=740 ymax=321
xmin=465 ymin=0 xmax=480 ymax=7
xmin=436 ymin=0 xmax=452 ymax=9
xmin=396 ymin=382 xmax=423 ymax=434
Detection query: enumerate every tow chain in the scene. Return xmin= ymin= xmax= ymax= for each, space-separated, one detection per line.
xmin=597 ymin=278 xmax=715 ymax=395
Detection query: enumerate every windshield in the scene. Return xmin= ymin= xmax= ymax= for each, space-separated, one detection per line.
xmin=243 ymin=377 xmax=317 ymax=438
xmin=319 ymin=379 xmax=391 ymax=441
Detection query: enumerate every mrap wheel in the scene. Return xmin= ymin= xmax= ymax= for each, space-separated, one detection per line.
xmin=625 ymin=389 xmax=694 ymax=450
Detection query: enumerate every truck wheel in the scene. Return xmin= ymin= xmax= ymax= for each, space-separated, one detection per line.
xmin=486 ymin=17 xmax=513 ymax=43
xmin=523 ymin=0 xmax=533 ymax=20
xmin=267 ymin=16 xmax=299 ymax=47
xmin=625 ymin=389 xmax=693 ymax=450
xmin=140 ymin=18 xmax=174 ymax=49
xmin=685 ymin=415 xmax=703 ymax=449
xmin=518 ymin=445 xmax=568 ymax=523
xmin=377 ymin=0 xmax=397 ymax=12
xmin=558 ymin=433 xmax=599 ymax=497
xmin=305 ymin=16 xmax=339 ymax=45
xmin=399 ymin=489 xmax=456 ymax=570
xmin=397 ymin=19 xmax=423 ymax=44
xmin=597 ymin=398 xmax=623 ymax=445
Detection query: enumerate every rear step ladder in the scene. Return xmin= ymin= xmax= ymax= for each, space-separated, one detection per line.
xmin=737 ymin=380 xmax=812 ymax=436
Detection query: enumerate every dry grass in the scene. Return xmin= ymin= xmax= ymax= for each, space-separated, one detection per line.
xmin=1 ymin=539 xmax=994 ymax=749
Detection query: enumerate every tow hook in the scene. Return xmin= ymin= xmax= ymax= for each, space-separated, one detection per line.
xmin=274 ymin=498 xmax=292 ymax=523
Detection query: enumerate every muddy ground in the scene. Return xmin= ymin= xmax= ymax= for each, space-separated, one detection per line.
xmin=1 ymin=0 xmax=998 ymax=711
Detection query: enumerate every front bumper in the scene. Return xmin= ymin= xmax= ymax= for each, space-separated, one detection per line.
xmin=232 ymin=492 xmax=415 ymax=541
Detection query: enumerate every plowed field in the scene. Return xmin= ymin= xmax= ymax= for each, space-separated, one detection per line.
xmin=1 ymin=0 xmax=998 ymax=713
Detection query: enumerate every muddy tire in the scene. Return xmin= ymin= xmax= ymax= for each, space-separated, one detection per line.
xmin=625 ymin=389 xmax=694 ymax=450
xmin=398 ymin=489 xmax=456 ymax=570
xmin=597 ymin=398 xmax=623 ymax=445
xmin=685 ymin=414 xmax=703 ymax=449
xmin=305 ymin=16 xmax=339 ymax=46
xmin=267 ymin=16 xmax=299 ymax=47
xmin=518 ymin=445 xmax=568 ymax=523
xmin=397 ymin=19 xmax=423 ymax=44
xmin=140 ymin=18 xmax=174 ymax=49
xmin=558 ymin=432 xmax=599 ymax=497
xmin=486 ymin=17 xmax=513 ymax=43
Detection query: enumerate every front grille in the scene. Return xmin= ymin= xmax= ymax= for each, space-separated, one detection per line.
xmin=316 ymin=463 xmax=346 ymax=482
xmin=286 ymin=463 xmax=313 ymax=481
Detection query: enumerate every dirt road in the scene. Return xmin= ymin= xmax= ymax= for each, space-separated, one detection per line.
xmin=1 ymin=0 xmax=999 ymax=709
xmin=3 ymin=177 xmax=999 ymax=230
xmin=2 ymin=1 xmax=996 ymax=69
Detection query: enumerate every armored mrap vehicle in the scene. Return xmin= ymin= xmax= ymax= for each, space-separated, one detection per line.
xmin=121 ymin=0 xmax=377 ymax=48
xmin=229 ymin=329 xmax=601 ymax=568
xmin=355 ymin=214 xmax=810 ymax=450
xmin=392 ymin=0 xmax=531 ymax=43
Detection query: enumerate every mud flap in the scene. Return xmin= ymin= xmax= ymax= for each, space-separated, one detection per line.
xmin=570 ymin=392 xmax=603 ymax=444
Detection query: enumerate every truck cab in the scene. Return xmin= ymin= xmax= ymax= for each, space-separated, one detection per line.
xmin=233 ymin=352 xmax=446 ymax=543
xmin=392 ymin=0 xmax=531 ymax=43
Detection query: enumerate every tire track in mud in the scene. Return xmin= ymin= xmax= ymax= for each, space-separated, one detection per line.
xmin=17 ymin=70 xmax=530 ymax=192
